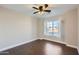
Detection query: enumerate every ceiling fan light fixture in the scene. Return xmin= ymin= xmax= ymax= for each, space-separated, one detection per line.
xmin=38 ymin=11 xmax=44 ymax=15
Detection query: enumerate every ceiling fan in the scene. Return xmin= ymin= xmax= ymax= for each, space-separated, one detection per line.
xmin=32 ymin=4 xmax=51 ymax=14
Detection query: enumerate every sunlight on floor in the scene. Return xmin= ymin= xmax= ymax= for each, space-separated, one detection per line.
xmin=44 ymin=43 xmax=63 ymax=55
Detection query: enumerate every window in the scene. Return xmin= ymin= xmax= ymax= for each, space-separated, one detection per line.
xmin=44 ymin=20 xmax=61 ymax=37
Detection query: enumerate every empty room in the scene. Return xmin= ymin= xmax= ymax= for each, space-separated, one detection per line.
xmin=0 ymin=4 xmax=79 ymax=55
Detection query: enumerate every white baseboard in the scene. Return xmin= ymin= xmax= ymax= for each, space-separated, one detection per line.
xmin=0 ymin=39 xmax=37 ymax=52
xmin=40 ymin=38 xmax=66 ymax=45
xmin=0 ymin=38 xmax=78 ymax=53
xmin=66 ymin=44 xmax=77 ymax=49
xmin=39 ymin=38 xmax=78 ymax=49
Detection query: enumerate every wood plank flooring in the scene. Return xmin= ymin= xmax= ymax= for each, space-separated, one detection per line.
xmin=1 ymin=39 xmax=78 ymax=55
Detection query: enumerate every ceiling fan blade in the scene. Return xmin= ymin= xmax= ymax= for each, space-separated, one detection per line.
xmin=33 ymin=11 xmax=39 ymax=14
xmin=44 ymin=4 xmax=48 ymax=8
xmin=32 ymin=7 xmax=39 ymax=10
xmin=44 ymin=10 xmax=51 ymax=12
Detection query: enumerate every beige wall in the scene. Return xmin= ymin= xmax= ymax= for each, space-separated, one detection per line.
xmin=62 ymin=9 xmax=77 ymax=47
xmin=77 ymin=7 xmax=79 ymax=50
xmin=0 ymin=6 xmax=37 ymax=50
xmin=37 ymin=8 xmax=78 ymax=47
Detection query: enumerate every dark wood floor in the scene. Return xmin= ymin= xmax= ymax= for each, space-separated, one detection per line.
xmin=1 ymin=39 xmax=78 ymax=55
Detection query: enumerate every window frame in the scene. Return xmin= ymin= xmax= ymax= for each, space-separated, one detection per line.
xmin=44 ymin=19 xmax=61 ymax=38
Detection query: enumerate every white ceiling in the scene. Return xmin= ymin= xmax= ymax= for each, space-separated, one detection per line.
xmin=0 ymin=4 xmax=79 ymax=18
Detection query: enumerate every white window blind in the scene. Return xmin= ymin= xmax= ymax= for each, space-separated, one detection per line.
xmin=44 ymin=20 xmax=61 ymax=37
